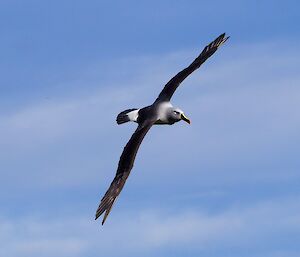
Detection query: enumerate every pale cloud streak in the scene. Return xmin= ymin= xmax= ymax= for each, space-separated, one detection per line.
xmin=1 ymin=196 xmax=299 ymax=257
xmin=1 ymin=41 xmax=300 ymax=190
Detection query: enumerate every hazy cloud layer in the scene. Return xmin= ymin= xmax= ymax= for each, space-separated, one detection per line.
xmin=1 ymin=40 xmax=300 ymax=257
xmin=1 ymin=196 xmax=299 ymax=257
xmin=1 ymin=41 xmax=299 ymax=189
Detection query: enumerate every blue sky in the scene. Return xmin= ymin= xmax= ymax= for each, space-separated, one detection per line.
xmin=1 ymin=1 xmax=300 ymax=256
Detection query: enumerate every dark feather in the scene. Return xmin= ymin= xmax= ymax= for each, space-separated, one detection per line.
xmin=156 ymin=33 xmax=229 ymax=102
xmin=95 ymin=120 xmax=154 ymax=224
xmin=116 ymin=108 xmax=138 ymax=124
xmin=95 ymin=34 xmax=229 ymax=225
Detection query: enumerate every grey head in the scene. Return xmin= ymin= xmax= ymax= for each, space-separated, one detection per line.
xmin=167 ymin=107 xmax=191 ymax=125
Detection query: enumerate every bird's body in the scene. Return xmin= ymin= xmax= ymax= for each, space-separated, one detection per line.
xmin=95 ymin=33 xmax=229 ymax=225
xmin=120 ymin=102 xmax=180 ymax=125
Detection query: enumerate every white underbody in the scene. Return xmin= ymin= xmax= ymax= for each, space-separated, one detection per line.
xmin=127 ymin=102 xmax=174 ymax=124
xmin=156 ymin=102 xmax=173 ymax=123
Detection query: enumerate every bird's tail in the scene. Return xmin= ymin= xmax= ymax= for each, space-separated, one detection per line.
xmin=116 ymin=108 xmax=139 ymax=124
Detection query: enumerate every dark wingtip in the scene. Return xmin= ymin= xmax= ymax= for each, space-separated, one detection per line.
xmin=216 ymin=33 xmax=229 ymax=47
xmin=95 ymin=211 xmax=106 ymax=225
xmin=95 ymin=214 xmax=105 ymax=225
xmin=223 ymin=34 xmax=230 ymax=43
xmin=95 ymin=207 xmax=102 ymax=221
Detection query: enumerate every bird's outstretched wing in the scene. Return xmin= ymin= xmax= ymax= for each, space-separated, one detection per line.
xmin=95 ymin=120 xmax=154 ymax=225
xmin=156 ymin=33 xmax=229 ymax=102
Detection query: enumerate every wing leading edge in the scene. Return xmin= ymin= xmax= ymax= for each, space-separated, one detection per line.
xmin=156 ymin=33 xmax=229 ymax=102
xmin=95 ymin=121 xmax=154 ymax=225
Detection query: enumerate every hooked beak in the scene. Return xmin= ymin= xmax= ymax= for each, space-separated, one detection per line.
xmin=181 ymin=113 xmax=191 ymax=124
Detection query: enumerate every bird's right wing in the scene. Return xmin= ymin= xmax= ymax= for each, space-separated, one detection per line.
xmin=95 ymin=120 xmax=155 ymax=225
xmin=156 ymin=33 xmax=229 ymax=102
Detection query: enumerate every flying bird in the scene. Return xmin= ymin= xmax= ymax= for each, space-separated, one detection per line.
xmin=95 ymin=33 xmax=229 ymax=225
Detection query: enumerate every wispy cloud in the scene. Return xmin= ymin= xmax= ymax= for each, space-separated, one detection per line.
xmin=1 ymin=42 xmax=300 ymax=257
xmin=1 ymin=196 xmax=299 ymax=257
xmin=1 ymin=41 xmax=300 ymax=191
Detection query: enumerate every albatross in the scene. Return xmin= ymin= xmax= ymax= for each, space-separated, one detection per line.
xmin=95 ymin=33 xmax=229 ymax=225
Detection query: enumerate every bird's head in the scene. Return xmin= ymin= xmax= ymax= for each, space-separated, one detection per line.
xmin=169 ymin=108 xmax=191 ymax=124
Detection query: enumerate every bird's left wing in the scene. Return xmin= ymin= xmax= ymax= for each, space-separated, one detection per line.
xmin=156 ymin=33 xmax=229 ymax=102
xmin=95 ymin=120 xmax=155 ymax=225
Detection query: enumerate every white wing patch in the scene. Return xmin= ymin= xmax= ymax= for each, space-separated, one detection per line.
xmin=127 ymin=109 xmax=139 ymax=122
